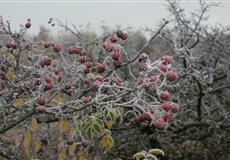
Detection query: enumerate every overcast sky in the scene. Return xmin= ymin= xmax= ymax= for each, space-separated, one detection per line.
xmin=0 ymin=0 xmax=229 ymax=35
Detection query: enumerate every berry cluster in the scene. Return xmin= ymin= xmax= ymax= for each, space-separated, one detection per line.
xmin=135 ymin=54 xmax=179 ymax=129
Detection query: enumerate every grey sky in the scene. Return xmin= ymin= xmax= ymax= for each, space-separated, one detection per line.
xmin=0 ymin=0 xmax=229 ymax=35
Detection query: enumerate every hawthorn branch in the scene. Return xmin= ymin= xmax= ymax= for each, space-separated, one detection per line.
xmin=105 ymin=20 xmax=169 ymax=78
xmin=0 ymin=109 xmax=35 ymax=134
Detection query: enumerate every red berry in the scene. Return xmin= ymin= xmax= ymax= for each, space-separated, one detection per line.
xmin=160 ymin=64 xmax=167 ymax=72
xmin=39 ymin=60 xmax=45 ymax=67
xmin=37 ymin=105 xmax=46 ymax=112
xmin=82 ymin=79 xmax=89 ymax=86
xmin=161 ymin=113 xmax=175 ymax=122
xmin=135 ymin=113 xmax=151 ymax=122
xmin=11 ymin=41 xmax=18 ymax=49
xmin=160 ymin=102 xmax=171 ymax=112
xmin=161 ymin=55 xmax=173 ymax=65
xmin=65 ymin=81 xmax=72 ymax=90
xmin=5 ymin=40 xmax=18 ymax=49
xmin=96 ymin=63 xmax=105 ymax=74
xmin=53 ymin=44 xmax=62 ymax=53
xmin=37 ymin=96 xmax=45 ymax=105
xmin=25 ymin=22 xmax=31 ymax=28
xmin=167 ymin=71 xmax=176 ymax=81
xmin=66 ymin=88 xmax=72 ymax=96
xmin=120 ymin=33 xmax=128 ymax=40
xmin=103 ymin=41 xmax=114 ymax=52
xmin=116 ymin=30 xmax=128 ymax=40
xmin=79 ymin=56 xmax=86 ymax=63
xmin=149 ymin=75 xmax=158 ymax=82
xmin=84 ymin=61 xmax=93 ymax=69
xmin=43 ymin=42 xmax=50 ymax=48
xmin=153 ymin=118 xmax=167 ymax=129
xmin=113 ymin=59 xmax=122 ymax=67
xmin=92 ymin=80 xmax=101 ymax=91
xmin=5 ymin=40 xmax=12 ymax=48
xmin=68 ymin=47 xmax=74 ymax=55
xmin=58 ymin=74 xmax=64 ymax=83
xmin=44 ymin=58 xmax=52 ymax=66
xmin=116 ymin=79 xmax=124 ymax=86
xmin=55 ymin=68 xmax=61 ymax=75
xmin=170 ymin=102 xmax=180 ymax=113
xmin=110 ymin=33 xmax=118 ymax=43
xmin=143 ymin=81 xmax=151 ymax=90
xmin=44 ymin=83 xmax=52 ymax=91
xmin=73 ymin=47 xmax=81 ymax=54
xmin=35 ymin=78 xmax=42 ymax=86
xmin=111 ymin=50 xmax=121 ymax=60
xmin=68 ymin=47 xmax=81 ymax=55
xmin=80 ymin=50 xmax=87 ymax=56
xmin=159 ymin=91 xmax=170 ymax=101
xmin=44 ymin=76 xmax=52 ymax=83
xmin=82 ymin=96 xmax=92 ymax=104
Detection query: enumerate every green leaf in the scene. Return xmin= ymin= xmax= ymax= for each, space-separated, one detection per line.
xmin=95 ymin=118 xmax=104 ymax=127
xmin=115 ymin=107 xmax=124 ymax=115
xmin=103 ymin=108 xmax=109 ymax=119
xmin=94 ymin=123 xmax=102 ymax=134
xmin=109 ymin=110 xmax=116 ymax=123
xmin=86 ymin=126 xmax=93 ymax=140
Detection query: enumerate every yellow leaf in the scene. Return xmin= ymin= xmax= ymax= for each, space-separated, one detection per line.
xmin=105 ymin=121 xmax=113 ymax=129
xmin=23 ymin=130 xmax=32 ymax=157
xmin=68 ymin=144 xmax=76 ymax=155
xmin=100 ymin=134 xmax=114 ymax=152
xmin=51 ymin=94 xmax=65 ymax=105
xmin=59 ymin=119 xmax=69 ymax=135
xmin=6 ymin=67 xmax=16 ymax=80
xmin=31 ymin=118 xmax=38 ymax=132
xmin=34 ymin=140 xmax=41 ymax=153
xmin=13 ymin=98 xmax=24 ymax=108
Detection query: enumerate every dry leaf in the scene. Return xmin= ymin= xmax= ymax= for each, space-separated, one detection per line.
xmin=31 ymin=118 xmax=38 ymax=132
xmin=13 ymin=98 xmax=24 ymax=108
xmin=7 ymin=54 xmax=16 ymax=65
xmin=23 ymin=130 xmax=32 ymax=157
xmin=34 ymin=140 xmax=41 ymax=153
xmin=59 ymin=119 xmax=69 ymax=135
xmin=51 ymin=93 xmax=65 ymax=105
xmin=20 ymin=56 xmax=29 ymax=65
xmin=6 ymin=67 xmax=16 ymax=80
